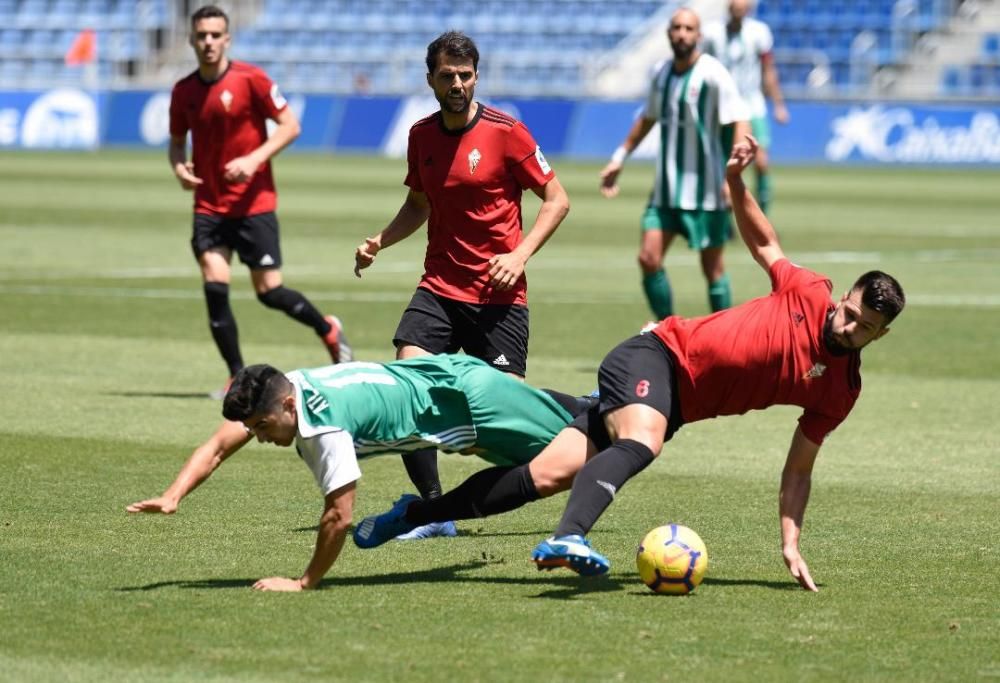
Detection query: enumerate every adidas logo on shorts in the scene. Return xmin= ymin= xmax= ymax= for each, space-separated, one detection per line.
xmin=259 ymin=254 xmax=275 ymax=266
xmin=492 ymin=354 xmax=510 ymax=367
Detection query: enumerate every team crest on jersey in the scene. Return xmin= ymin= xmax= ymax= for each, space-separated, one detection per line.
xmin=534 ymin=145 xmax=551 ymax=174
xmin=803 ymin=363 xmax=827 ymax=380
xmin=468 ymin=148 xmax=482 ymax=175
xmin=219 ymin=89 xmax=233 ymax=112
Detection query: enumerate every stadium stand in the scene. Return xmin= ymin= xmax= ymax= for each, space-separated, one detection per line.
xmin=0 ymin=0 xmax=170 ymax=86
xmin=1 ymin=0 xmax=995 ymax=96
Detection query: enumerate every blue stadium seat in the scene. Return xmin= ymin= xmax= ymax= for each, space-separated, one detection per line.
xmin=984 ymin=33 xmax=1000 ymax=62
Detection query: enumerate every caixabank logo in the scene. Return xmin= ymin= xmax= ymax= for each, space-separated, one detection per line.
xmin=21 ymin=88 xmax=99 ymax=149
xmin=826 ymin=105 xmax=1000 ymax=163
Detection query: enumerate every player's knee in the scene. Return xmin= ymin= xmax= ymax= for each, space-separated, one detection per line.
xmin=529 ymin=461 xmax=577 ymax=497
xmin=637 ymin=251 xmax=661 ymax=274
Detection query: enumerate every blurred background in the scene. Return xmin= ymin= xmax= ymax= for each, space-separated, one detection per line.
xmin=1 ymin=0 xmax=998 ymax=163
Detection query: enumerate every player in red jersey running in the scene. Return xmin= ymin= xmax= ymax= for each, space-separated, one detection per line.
xmin=352 ymin=31 xmax=570 ymax=536
xmin=355 ymin=135 xmax=905 ymax=590
xmin=169 ymin=5 xmax=350 ymax=396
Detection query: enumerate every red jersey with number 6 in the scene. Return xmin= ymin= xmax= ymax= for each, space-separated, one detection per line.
xmin=169 ymin=61 xmax=287 ymax=217
xmin=652 ymin=259 xmax=861 ymax=445
xmin=404 ymin=105 xmax=555 ymax=305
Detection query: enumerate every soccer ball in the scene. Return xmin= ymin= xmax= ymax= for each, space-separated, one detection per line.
xmin=636 ymin=524 xmax=708 ymax=595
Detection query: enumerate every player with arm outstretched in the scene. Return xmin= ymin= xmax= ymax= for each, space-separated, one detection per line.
xmin=357 ymin=136 xmax=905 ymax=591
xmin=127 ymin=356 xmax=588 ymax=591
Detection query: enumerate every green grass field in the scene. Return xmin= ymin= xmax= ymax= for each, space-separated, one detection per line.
xmin=1 ymin=150 xmax=997 ymax=682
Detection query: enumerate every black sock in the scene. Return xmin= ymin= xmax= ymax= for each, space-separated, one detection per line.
xmin=553 ymin=439 xmax=656 ymax=537
xmin=257 ymin=285 xmax=329 ymax=335
xmin=401 ymin=448 xmax=443 ymax=500
xmin=203 ymin=282 xmax=243 ymax=375
xmin=541 ymin=388 xmax=599 ymax=418
xmin=406 ymin=464 xmax=540 ymax=525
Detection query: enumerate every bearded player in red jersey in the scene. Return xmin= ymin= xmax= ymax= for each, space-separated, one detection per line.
xmin=355 ymin=135 xmax=905 ymax=590
xmin=169 ymin=5 xmax=350 ymax=396
xmin=352 ymin=31 xmax=570 ymax=537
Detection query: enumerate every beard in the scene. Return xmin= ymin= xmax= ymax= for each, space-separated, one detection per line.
xmin=438 ymin=89 xmax=471 ymax=114
xmin=671 ymin=41 xmax=695 ymax=60
xmin=822 ymin=311 xmax=852 ymax=356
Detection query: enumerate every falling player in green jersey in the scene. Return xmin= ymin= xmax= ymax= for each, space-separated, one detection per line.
xmin=126 ymin=355 xmax=585 ymax=592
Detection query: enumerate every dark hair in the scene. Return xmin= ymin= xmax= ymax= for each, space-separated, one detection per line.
xmin=852 ymin=270 xmax=905 ymax=325
xmin=222 ymin=364 xmax=291 ymax=421
xmin=425 ymin=31 xmax=479 ymax=73
xmin=191 ymin=5 xmax=229 ymax=30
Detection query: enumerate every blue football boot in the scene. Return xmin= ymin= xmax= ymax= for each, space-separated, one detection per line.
xmin=531 ymin=534 xmax=610 ymax=576
xmin=395 ymin=520 xmax=458 ymax=541
xmin=352 ymin=494 xmax=420 ymax=549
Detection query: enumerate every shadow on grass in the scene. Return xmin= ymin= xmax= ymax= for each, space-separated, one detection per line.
xmin=105 ymin=391 xmax=212 ymax=400
xmin=291 ymin=525 xmax=550 ymax=539
xmin=701 ymin=576 xmax=817 ymax=591
xmin=116 ymin=561 xmax=632 ymax=598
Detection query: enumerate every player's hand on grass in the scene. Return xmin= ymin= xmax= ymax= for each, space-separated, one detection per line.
xmin=354 ymin=236 xmax=381 ymax=277
xmin=253 ymin=576 xmax=306 ymax=592
xmin=726 ymin=135 xmax=759 ymax=178
xmin=599 ymin=162 xmax=623 ymax=198
xmin=125 ymin=497 xmax=178 ymax=515
xmin=783 ymin=545 xmax=818 ymax=592
xmin=223 ymin=155 xmax=259 ymax=183
xmin=487 ymin=252 xmax=526 ymax=290
xmin=174 ymin=162 xmax=203 ymax=190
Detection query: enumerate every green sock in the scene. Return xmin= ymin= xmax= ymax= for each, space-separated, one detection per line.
xmin=708 ymin=273 xmax=732 ymax=312
xmin=642 ymin=270 xmax=673 ymax=319
xmin=757 ymin=170 xmax=772 ymax=215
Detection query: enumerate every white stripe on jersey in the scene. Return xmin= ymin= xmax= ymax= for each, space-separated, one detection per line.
xmin=644 ymin=54 xmax=749 ymax=211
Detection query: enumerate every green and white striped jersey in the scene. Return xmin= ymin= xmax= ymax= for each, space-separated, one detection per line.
xmin=286 ymin=355 xmax=574 ymax=494
xmin=643 ymin=54 xmax=749 ymax=211
xmin=702 ymin=18 xmax=775 ymax=118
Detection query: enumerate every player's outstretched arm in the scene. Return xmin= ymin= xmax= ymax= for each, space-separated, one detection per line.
xmin=779 ymin=426 xmax=820 ymax=592
xmin=354 ymin=190 xmax=430 ymax=277
xmin=253 ymin=482 xmax=356 ymax=591
xmin=599 ymin=116 xmax=656 ymax=198
xmin=126 ymin=420 xmax=252 ymax=514
xmin=726 ymin=135 xmax=786 ymax=271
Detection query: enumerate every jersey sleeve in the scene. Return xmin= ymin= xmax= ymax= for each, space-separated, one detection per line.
xmin=403 ymin=127 xmax=423 ymax=191
xmin=768 ymin=259 xmax=833 ymax=296
xmin=713 ymin=61 xmax=751 ymax=125
xmin=506 ymin=121 xmax=553 ymax=189
xmin=798 ymin=409 xmax=847 ymax=445
xmin=168 ymin=84 xmax=188 ymax=139
xmin=248 ymin=66 xmax=287 ymax=121
xmin=298 ymin=431 xmax=362 ymax=495
xmin=641 ymin=62 xmax=665 ymax=119
xmin=757 ymin=22 xmax=775 ymax=56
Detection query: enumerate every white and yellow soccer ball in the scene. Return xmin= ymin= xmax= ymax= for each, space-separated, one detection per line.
xmin=636 ymin=524 xmax=708 ymax=595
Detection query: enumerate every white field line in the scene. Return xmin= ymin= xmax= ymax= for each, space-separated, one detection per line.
xmin=1 ymin=283 xmax=998 ymax=308
xmin=1 ymin=248 xmax=999 ymax=282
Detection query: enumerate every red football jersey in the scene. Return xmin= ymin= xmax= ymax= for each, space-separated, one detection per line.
xmin=652 ymin=259 xmax=861 ymax=444
xmin=404 ymin=104 xmax=555 ymax=305
xmin=169 ymin=61 xmax=287 ymax=217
